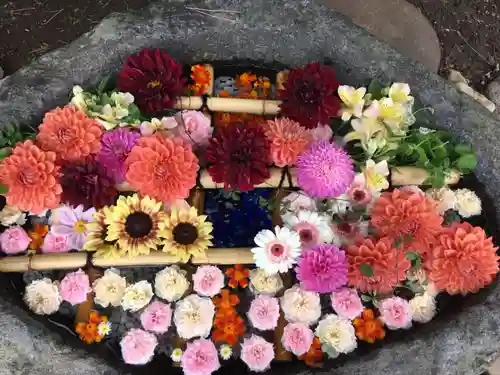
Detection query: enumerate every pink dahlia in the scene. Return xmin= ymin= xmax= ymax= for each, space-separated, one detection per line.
xmin=247 ymin=295 xmax=280 ymax=331
xmin=181 ymin=339 xmax=220 ymax=375
xmin=240 ymin=335 xmax=274 ymax=372
xmin=296 ymin=141 xmax=354 ymax=198
xmin=296 ymin=244 xmax=348 ymax=293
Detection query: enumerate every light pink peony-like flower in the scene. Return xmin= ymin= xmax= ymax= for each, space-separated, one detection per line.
xmin=41 ymin=233 xmax=71 ymax=253
xmin=240 ymin=335 xmax=274 ymax=372
xmin=173 ymin=110 xmax=214 ymax=149
xmin=192 ymin=265 xmax=225 ymax=297
xmin=59 ymin=269 xmax=91 ymax=305
xmin=140 ymin=301 xmax=172 ymax=334
xmin=247 ymin=295 xmax=280 ymax=331
xmin=378 ymin=297 xmax=412 ymax=330
xmin=181 ymin=338 xmax=220 ymax=375
xmin=120 ymin=328 xmax=158 ymax=365
xmin=308 ymin=124 xmax=333 ymax=142
xmin=281 ymin=323 xmax=314 ymax=356
xmin=330 ymin=288 xmax=364 ymax=319
xmin=0 ymin=226 xmax=31 ymax=254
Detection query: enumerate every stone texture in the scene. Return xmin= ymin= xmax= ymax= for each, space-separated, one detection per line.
xmin=0 ymin=0 xmax=499 ymax=375
xmin=448 ymin=70 xmax=496 ymax=112
xmin=487 ymin=79 xmax=500 ymax=107
xmin=492 ymin=357 xmax=500 ymax=375
xmin=323 ymin=0 xmax=441 ymax=72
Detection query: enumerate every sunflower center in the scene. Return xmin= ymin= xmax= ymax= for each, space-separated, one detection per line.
xmin=73 ymin=220 xmax=87 ymax=234
xmin=147 ymin=80 xmax=162 ymax=89
xmin=173 ymin=223 xmax=198 ymax=245
xmin=125 ymin=212 xmax=153 ymax=238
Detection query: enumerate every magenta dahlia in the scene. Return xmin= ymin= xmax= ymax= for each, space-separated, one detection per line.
xmin=296 ymin=141 xmax=354 ymax=198
xmin=296 ymin=244 xmax=348 ymax=293
xmin=206 ymin=123 xmax=271 ymax=191
xmin=278 ymin=63 xmax=341 ymax=129
xmin=117 ymin=48 xmax=186 ymax=114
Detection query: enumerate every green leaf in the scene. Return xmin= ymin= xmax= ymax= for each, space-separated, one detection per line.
xmin=454 ymin=144 xmax=472 ymax=155
xmin=405 ymin=252 xmax=420 ymax=261
xmin=361 ymin=294 xmax=373 ymax=302
xmin=0 ymin=148 xmax=11 ymax=160
xmin=367 ymin=79 xmax=384 ymax=100
xmin=444 ymin=210 xmax=461 ymax=225
xmin=97 ymin=76 xmax=110 ymax=94
xmin=359 ymin=264 xmax=374 ymax=277
xmin=0 ymin=184 xmax=8 ymax=194
xmin=455 ymin=153 xmax=477 ymax=171
xmin=443 ymin=157 xmax=451 ymax=169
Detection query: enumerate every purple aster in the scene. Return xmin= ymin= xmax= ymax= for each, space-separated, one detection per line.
xmin=296 ymin=141 xmax=354 ymax=198
xmin=295 ymin=244 xmax=348 ymax=293
xmin=98 ymin=128 xmax=140 ymax=183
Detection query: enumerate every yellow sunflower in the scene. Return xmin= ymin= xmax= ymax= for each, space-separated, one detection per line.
xmin=83 ymin=206 xmax=123 ymax=259
xmin=159 ymin=206 xmax=213 ymax=262
xmin=105 ymin=194 xmax=166 ymax=257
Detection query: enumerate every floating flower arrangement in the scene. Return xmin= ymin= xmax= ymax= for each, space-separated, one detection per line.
xmin=0 ymin=48 xmax=498 ymax=374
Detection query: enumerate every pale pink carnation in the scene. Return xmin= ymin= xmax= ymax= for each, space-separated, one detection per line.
xmin=120 ymin=328 xmax=158 ymax=365
xmin=59 ymin=269 xmax=91 ymax=305
xmin=247 ymin=295 xmax=280 ymax=331
xmin=281 ymin=323 xmax=314 ymax=356
xmin=240 ymin=335 xmax=274 ymax=372
xmin=330 ymin=287 xmax=364 ymax=319
xmin=378 ymin=296 xmax=413 ymax=330
xmin=308 ymin=124 xmax=333 ymax=142
xmin=174 ymin=110 xmax=214 ymax=149
xmin=192 ymin=265 xmax=225 ymax=297
xmin=0 ymin=226 xmax=31 ymax=254
xmin=140 ymin=301 xmax=172 ymax=334
xmin=181 ymin=338 xmax=220 ymax=375
xmin=41 ymin=233 xmax=71 ymax=253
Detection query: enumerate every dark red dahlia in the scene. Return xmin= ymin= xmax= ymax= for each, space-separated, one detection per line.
xmin=117 ymin=48 xmax=186 ymax=114
xmin=278 ymin=62 xmax=341 ymax=129
xmin=61 ymin=157 xmax=117 ymax=209
xmin=206 ymin=123 xmax=271 ymax=191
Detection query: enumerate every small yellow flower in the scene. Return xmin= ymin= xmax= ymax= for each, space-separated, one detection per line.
xmin=363 ymin=98 xmax=406 ymax=130
xmin=363 ymin=159 xmax=390 ymax=191
xmin=171 ymin=348 xmax=183 ymax=362
xmin=388 ymin=83 xmax=413 ymax=104
xmin=338 ymin=85 xmax=366 ymax=121
xmin=344 ymin=117 xmax=384 ymax=145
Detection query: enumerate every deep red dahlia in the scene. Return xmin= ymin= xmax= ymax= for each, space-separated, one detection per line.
xmin=117 ymin=48 xmax=186 ymax=114
xmin=61 ymin=157 xmax=117 ymax=209
xmin=278 ymin=63 xmax=341 ymax=129
xmin=206 ymin=123 xmax=271 ymax=191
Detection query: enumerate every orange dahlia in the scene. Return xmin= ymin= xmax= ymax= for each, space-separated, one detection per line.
xmin=0 ymin=141 xmax=62 ymax=213
xmin=125 ymin=134 xmax=199 ymax=204
xmin=424 ymin=222 xmax=499 ymax=295
xmin=36 ymin=105 xmax=103 ymax=162
xmin=263 ymin=117 xmax=310 ymax=167
xmin=346 ymin=236 xmax=411 ymax=294
xmin=353 ymin=309 xmax=386 ymax=343
xmin=370 ymin=189 xmax=443 ymax=254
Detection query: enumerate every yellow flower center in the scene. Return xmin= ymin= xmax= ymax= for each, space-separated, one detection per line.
xmin=147 ymin=80 xmax=162 ymax=88
xmin=365 ymin=170 xmax=385 ymax=189
xmin=74 ymin=220 xmax=87 ymax=234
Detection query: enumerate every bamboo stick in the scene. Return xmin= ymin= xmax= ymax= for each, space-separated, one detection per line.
xmin=391 ymin=167 xmax=460 ymax=186
xmin=92 ymin=252 xmax=179 ymax=268
xmin=174 ymin=96 xmax=281 ymax=115
xmin=191 ymin=248 xmax=254 ymax=265
xmin=74 ymin=266 xmax=103 ymax=326
xmin=274 ymin=272 xmax=293 ymax=361
xmin=29 ymin=252 xmax=88 ymax=270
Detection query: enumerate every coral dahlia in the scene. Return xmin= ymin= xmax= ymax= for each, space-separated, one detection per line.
xmin=0 ymin=140 xmax=62 ymax=214
xmin=117 ymin=48 xmax=186 ymax=114
xmin=36 ymin=105 xmax=103 ymax=162
xmin=424 ymin=222 xmax=499 ymax=295
xmin=279 ymin=63 xmax=341 ymax=129
xmin=206 ymin=123 xmax=271 ymax=191
xmin=125 ymin=134 xmax=199 ymax=204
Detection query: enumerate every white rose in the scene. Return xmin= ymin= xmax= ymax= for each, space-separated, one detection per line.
xmin=0 ymin=205 xmax=27 ymax=226
xmin=410 ymin=293 xmax=437 ymax=323
xmin=92 ymin=268 xmax=127 ymax=308
xmin=315 ymin=314 xmax=357 ymax=357
xmin=280 ymin=285 xmax=321 ymax=326
xmin=24 ymin=278 xmax=62 ymax=315
xmin=426 ymin=187 xmax=456 ymax=215
xmin=173 ymin=294 xmax=215 ymax=339
xmin=154 ymin=265 xmax=189 ymax=302
xmin=454 ymin=188 xmax=482 ymax=218
xmin=249 ymin=269 xmax=284 ymax=296
xmin=121 ymin=280 xmax=153 ymax=312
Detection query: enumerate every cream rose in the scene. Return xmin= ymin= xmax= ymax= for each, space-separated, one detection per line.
xmin=92 ymin=268 xmax=127 ymax=308
xmin=425 ymin=187 xmax=456 ymax=215
xmin=454 ymin=188 xmax=482 ymax=218
xmin=24 ymin=278 xmax=62 ymax=315
xmin=249 ymin=269 xmax=284 ymax=296
xmin=173 ymin=294 xmax=215 ymax=339
xmin=280 ymin=285 xmax=321 ymax=326
xmin=410 ymin=293 xmax=437 ymax=323
xmin=154 ymin=265 xmax=190 ymax=302
xmin=315 ymin=314 xmax=357 ymax=358
xmin=121 ymin=280 xmax=153 ymax=312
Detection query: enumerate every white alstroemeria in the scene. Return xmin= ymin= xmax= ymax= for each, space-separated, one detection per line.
xmin=338 ymin=85 xmax=366 ymax=121
xmin=388 ymin=83 xmax=414 ymax=104
xmin=362 ymin=159 xmax=390 ymax=191
xmin=111 ymin=91 xmax=134 ymax=107
xmin=140 ymin=117 xmax=178 ymax=136
xmin=71 ymin=85 xmax=89 ymax=111
xmin=344 ymin=117 xmax=384 ymax=145
xmin=363 ymin=98 xmax=406 ymax=131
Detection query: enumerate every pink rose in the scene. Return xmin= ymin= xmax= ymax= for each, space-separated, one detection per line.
xmin=181 ymin=339 xmax=220 ymax=375
xmin=41 ymin=233 xmax=71 ymax=253
xmin=281 ymin=323 xmax=314 ymax=356
xmin=120 ymin=329 xmax=158 ymax=365
xmin=59 ymin=269 xmax=91 ymax=305
xmin=330 ymin=288 xmax=364 ymax=319
xmin=140 ymin=301 xmax=172 ymax=334
xmin=174 ymin=110 xmax=213 ymax=149
xmin=0 ymin=226 xmax=31 ymax=254
xmin=240 ymin=335 xmax=274 ymax=372
xmin=378 ymin=296 xmax=413 ymax=330
xmin=309 ymin=124 xmax=333 ymax=142
xmin=192 ymin=265 xmax=225 ymax=297
xmin=248 ymin=295 xmax=280 ymax=331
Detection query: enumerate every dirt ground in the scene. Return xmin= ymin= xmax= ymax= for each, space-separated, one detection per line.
xmin=0 ymin=0 xmax=499 ymax=91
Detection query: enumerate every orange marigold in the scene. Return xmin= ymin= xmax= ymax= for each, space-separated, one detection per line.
xmin=213 ymin=289 xmax=239 ymax=311
xmin=370 ymin=189 xmax=443 ymax=254
xmin=0 ymin=141 xmax=62 ymax=213
xmin=424 ymin=222 xmax=499 ymax=295
xmin=226 ymin=264 xmax=249 ymax=289
xmin=353 ymin=308 xmax=386 ymax=343
xmin=125 ymin=134 xmax=199 ymax=204
xmin=28 ymin=224 xmax=49 ymax=250
xmin=298 ymin=337 xmax=323 ymax=368
xmin=263 ymin=117 xmax=310 ymax=167
xmin=212 ymin=310 xmax=246 ymax=345
xmin=36 ymin=105 xmax=103 ymax=162
xmin=346 ymin=236 xmax=411 ymax=294
xmin=190 ymin=65 xmax=211 ymax=87
xmin=75 ymin=311 xmax=108 ymax=344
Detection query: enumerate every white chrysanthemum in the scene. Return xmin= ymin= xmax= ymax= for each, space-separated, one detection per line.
xmin=315 ymin=314 xmax=357 ymax=358
xmin=454 ymin=188 xmax=482 ymax=218
xmin=410 ymin=293 xmax=437 ymax=323
xmin=283 ymin=211 xmax=334 ymax=248
xmin=219 ymin=344 xmax=233 ymax=360
xmin=121 ymin=280 xmax=153 ymax=312
xmin=249 ymin=268 xmax=284 ymax=296
xmin=24 ymin=278 xmax=62 ymax=315
xmin=173 ymin=294 xmax=215 ymax=340
xmin=0 ymin=205 xmax=27 ymax=226
xmin=92 ymin=268 xmax=127 ymax=308
xmin=426 ymin=187 xmax=457 ymax=215
xmin=251 ymin=226 xmax=301 ymax=275
xmin=154 ymin=265 xmax=190 ymax=302
xmin=171 ymin=348 xmax=183 ymax=362
xmin=280 ymin=285 xmax=321 ymax=326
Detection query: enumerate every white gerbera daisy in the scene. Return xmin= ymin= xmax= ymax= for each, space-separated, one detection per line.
xmin=283 ymin=211 xmax=335 ymax=249
xmin=251 ymin=226 xmax=301 ymax=275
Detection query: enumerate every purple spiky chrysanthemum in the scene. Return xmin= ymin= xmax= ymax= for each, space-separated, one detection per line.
xmin=296 ymin=244 xmax=348 ymax=293
xmin=296 ymin=141 xmax=354 ymax=198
